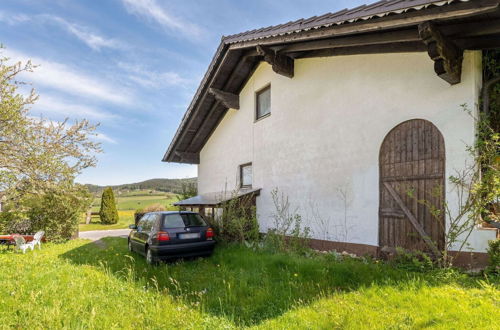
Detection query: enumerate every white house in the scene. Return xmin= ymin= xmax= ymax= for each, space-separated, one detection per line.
xmin=164 ymin=0 xmax=500 ymax=266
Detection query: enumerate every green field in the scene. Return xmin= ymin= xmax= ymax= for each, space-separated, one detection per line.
xmin=79 ymin=190 xmax=179 ymax=231
xmin=0 ymin=238 xmax=498 ymax=328
xmin=90 ymin=190 xmax=179 ymax=211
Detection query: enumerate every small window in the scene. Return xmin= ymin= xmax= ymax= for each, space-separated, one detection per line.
xmin=240 ymin=163 xmax=252 ymax=188
xmin=256 ymin=85 xmax=271 ymax=120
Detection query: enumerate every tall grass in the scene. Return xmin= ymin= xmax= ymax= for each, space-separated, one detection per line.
xmin=0 ymin=238 xmax=498 ymax=328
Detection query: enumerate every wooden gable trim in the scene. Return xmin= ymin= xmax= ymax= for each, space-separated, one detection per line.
xmin=419 ymin=21 xmax=463 ymax=85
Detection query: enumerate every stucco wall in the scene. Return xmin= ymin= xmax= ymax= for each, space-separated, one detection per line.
xmin=198 ymin=50 xmax=496 ymax=253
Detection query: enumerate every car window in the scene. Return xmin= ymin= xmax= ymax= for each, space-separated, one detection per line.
xmin=148 ymin=214 xmax=158 ymax=231
xmin=162 ymin=213 xmax=207 ymax=228
xmin=183 ymin=213 xmax=207 ymax=227
xmin=162 ymin=214 xmax=186 ymax=228
xmin=137 ymin=214 xmax=149 ymax=230
xmin=142 ymin=214 xmax=157 ymax=232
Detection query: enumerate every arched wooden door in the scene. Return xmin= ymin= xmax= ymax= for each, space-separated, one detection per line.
xmin=379 ymin=119 xmax=445 ymax=254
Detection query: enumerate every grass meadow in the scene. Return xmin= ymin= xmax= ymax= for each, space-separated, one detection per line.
xmin=90 ymin=190 xmax=179 ymax=211
xmin=0 ymin=238 xmax=498 ymax=329
xmin=79 ymin=191 xmax=179 ymax=232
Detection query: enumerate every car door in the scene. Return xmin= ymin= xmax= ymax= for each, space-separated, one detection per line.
xmin=139 ymin=214 xmax=156 ymax=254
xmin=131 ymin=214 xmax=149 ymax=253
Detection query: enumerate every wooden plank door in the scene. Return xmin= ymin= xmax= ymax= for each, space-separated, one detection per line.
xmin=379 ymin=119 xmax=445 ymax=253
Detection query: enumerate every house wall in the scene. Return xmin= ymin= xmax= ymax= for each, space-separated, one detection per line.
xmin=198 ymin=50 xmax=496 ymax=253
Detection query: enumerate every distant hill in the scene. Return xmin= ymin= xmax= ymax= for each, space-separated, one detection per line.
xmin=85 ymin=178 xmax=197 ymax=194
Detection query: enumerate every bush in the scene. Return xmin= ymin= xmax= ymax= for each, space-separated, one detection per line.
xmin=264 ymin=188 xmax=311 ymax=254
xmin=392 ymin=248 xmax=435 ymax=272
xmin=99 ymin=187 xmax=119 ymax=224
xmin=0 ymin=184 xmax=92 ymax=242
xmin=143 ymin=203 xmax=166 ymax=212
xmin=207 ymin=194 xmax=259 ymax=243
xmin=0 ymin=209 xmax=30 ymax=234
xmin=485 ymin=239 xmax=500 ymax=275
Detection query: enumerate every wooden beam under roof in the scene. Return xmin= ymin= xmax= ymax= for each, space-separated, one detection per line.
xmin=175 ymin=151 xmax=200 ymax=164
xmin=256 ymin=45 xmax=294 ymax=78
xmin=419 ymin=21 xmax=463 ymax=85
xmin=208 ymin=88 xmax=240 ymax=109
xmin=296 ymin=42 xmax=427 ymax=59
xmin=278 ymin=29 xmax=420 ymax=53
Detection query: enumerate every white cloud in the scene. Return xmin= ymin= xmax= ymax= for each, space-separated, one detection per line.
xmin=42 ymin=15 xmax=124 ymax=51
xmin=34 ymin=95 xmax=119 ymax=121
xmin=117 ymin=62 xmax=191 ymax=89
xmin=121 ymin=0 xmax=202 ymax=38
xmin=5 ymin=48 xmax=133 ymax=106
xmin=0 ymin=11 xmax=123 ymax=51
xmin=0 ymin=11 xmax=29 ymax=25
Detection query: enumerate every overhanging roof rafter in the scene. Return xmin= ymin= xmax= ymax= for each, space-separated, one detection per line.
xmin=163 ymin=0 xmax=500 ymax=164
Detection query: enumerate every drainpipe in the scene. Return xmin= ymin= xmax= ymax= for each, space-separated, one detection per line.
xmin=482 ymin=76 xmax=500 ymax=117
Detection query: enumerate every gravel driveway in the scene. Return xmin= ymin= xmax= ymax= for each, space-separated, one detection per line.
xmin=79 ymin=229 xmax=130 ymax=241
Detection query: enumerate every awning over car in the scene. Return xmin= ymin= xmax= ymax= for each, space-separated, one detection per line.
xmin=174 ymin=188 xmax=261 ymax=207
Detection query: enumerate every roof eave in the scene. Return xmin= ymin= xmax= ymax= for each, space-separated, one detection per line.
xmin=163 ymin=0 xmax=500 ymax=164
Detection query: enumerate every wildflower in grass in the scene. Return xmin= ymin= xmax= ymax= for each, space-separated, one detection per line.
xmin=294 ymin=273 xmax=298 ymax=277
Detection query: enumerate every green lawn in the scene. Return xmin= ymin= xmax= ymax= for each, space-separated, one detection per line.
xmin=79 ymin=210 xmax=135 ymax=232
xmin=0 ymin=238 xmax=498 ymax=329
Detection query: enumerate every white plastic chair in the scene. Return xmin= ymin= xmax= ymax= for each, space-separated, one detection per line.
xmin=28 ymin=231 xmax=44 ymax=250
xmin=13 ymin=235 xmax=30 ymax=254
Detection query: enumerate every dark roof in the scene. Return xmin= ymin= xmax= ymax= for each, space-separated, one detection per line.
xmin=163 ymin=0 xmax=500 ymax=164
xmin=223 ymin=0 xmax=469 ymax=44
xmin=174 ymin=188 xmax=261 ymax=206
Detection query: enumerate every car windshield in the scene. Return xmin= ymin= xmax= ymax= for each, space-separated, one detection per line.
xmin=162 ymin=213 xmax=207 ymax=228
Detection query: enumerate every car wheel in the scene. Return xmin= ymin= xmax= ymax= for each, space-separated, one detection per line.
xmin=128 ymin=240 xmax=133 ymax=252
xmin=146 ymin=248 xmax=156 ymax=265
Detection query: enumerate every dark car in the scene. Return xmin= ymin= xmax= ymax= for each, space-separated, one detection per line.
xmin=128 ymin=211 xmax=215 ymax=264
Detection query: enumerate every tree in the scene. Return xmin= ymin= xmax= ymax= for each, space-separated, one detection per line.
xmin=99 ymin=187 xmax=119 ymax=224
xmin=177 ymin=181 xmax=197 ymax=201
xmin=0 ymin=47 xmax=101 ymax=240
xmin=0 ymin=48 xmax=101 ymax=196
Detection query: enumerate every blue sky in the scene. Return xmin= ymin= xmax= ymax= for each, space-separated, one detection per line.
xmin=1 ymin=0 xmax=371 ymax=185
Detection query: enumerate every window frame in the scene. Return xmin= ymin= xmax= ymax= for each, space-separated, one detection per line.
xmin=239 ymin=162 xmax=253 ymax=188
xmin=255 ymin=84 xmax=271 ymax=121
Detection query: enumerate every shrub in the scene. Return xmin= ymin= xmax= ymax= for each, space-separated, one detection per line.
xmin=392 ymin=248 xmax=435 ymax=272
xmin=143 ymin=203 xmax=166 ymax=212
xmin=0 ymin=184 xmax=92 ymax=242
xmin=485 ymin=239 xmax=500 ymax=275
xmin=207 ymin=194 xmax=259 ymax=243
xmin=264 ymin=188 xmax=311 ymax=254
xmin=99 ymin=187 xmax=119 ymax=224
xmin=0 ymin=209 xmax=30 ymax=234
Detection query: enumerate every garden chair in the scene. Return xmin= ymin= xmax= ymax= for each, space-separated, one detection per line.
xmin=28 ymin=231 xmax=45 ymax=250
xmin=12 ymin=235 xmax=30 ymax=254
